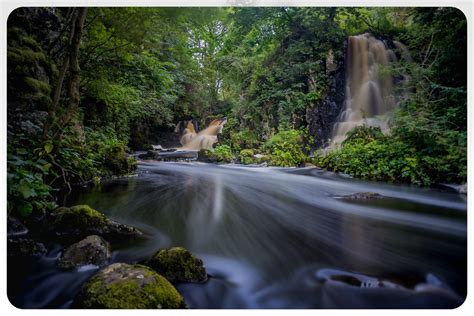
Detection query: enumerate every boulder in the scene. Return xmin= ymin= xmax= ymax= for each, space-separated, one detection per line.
xmin=197 ymin=149 xmax=216 ymax=163
xmin=8 ymin=238 xmax=47 ymax=257
xmin=143 ymin=247 xmax=207 ymax=283
xmin=47 ymin=205 xmax=142 ymax=241
xmin=58 ymin=235 xmax=111 ymax=269
xmin=74 ymin=263 xmax=186 ymax=309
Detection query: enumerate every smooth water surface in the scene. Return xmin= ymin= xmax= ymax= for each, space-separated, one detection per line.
xmin=8 ymin=162 xmax=467 ymax=308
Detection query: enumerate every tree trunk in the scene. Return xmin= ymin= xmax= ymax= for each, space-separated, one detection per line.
xmin=43 ymin=7 xmax=88 ymax=140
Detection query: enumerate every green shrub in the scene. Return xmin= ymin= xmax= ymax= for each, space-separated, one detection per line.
xmin=230 ymin=129 xmax=261 ymax=151
xmin=263 ymin=129 xmax=308 ymax=167
xmin=238 ymin=149 xmax=256 ymax=164
xmin=213 ymin=145 xmax=233 ymax=163
xmin=7 ymin=141 xmax=57 ymax=217
xmin=314 ymin=125 xmax=466 ymax=186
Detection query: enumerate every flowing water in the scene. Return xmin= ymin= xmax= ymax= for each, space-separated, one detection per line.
xmin=8 ymin=162 xmax=466 ymax=309
xmin=330 ymin=34 xmax=409 ymax=147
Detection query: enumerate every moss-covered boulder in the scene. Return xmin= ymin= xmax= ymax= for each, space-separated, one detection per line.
xmin=58 ymin=235 xmax=111 ymax=269
xmin=74 ymin=263 xmax=186 ymax=309
xmin=47 ymin=205 xmax=142 ymax=241
xmin=8 ymin=238 xmax=47 ymax=257
xmin=143 ymin=247 xmax=207 ymax=283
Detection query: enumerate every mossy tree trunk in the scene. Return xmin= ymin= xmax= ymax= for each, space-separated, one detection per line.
xmin=43 ymin=7 xmax=88 ymax=141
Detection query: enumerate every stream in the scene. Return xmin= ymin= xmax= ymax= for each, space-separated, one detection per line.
xmin=8 ymin=161 xmax=467 ymax=308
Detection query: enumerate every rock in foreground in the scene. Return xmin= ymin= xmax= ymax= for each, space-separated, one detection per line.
xmin=58 ymin=235 xmax=111 ymax=269
xmin=74 ymin=263 xmax=186 ymax=309
xmin=144 ymin=247 xmax=207 ymax=283
xmin=47 ymin=205 xmax=142 ymax=241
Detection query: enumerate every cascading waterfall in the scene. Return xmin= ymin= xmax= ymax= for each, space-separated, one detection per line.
xmin=329 ymin=33 xmax=409 ymax=146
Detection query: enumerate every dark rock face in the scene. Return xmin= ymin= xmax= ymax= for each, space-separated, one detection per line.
xmin=58 ymin=235 xmax=111 ymax=269
xmin=46 ymin=205 xmax=143 ymax=241
xmin=8 ymin=238 xmax=47 ymax=257
xmin=143 ymin=247 xmax=208 ymax=283
xmin=74 ymin=263 xmax=186 ymax=309
xmin=306 ymin=41 xmax=347 ymax=150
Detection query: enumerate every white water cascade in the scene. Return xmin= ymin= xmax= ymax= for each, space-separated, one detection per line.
xmin=329 ymin=33 xmax=409 ymax=147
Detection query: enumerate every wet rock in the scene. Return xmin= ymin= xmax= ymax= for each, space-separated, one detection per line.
xmin=198 ymin=149 xmax=216 ymax=163
xmin=7 ymin=216 xmax=28 ymax=237
xmin=74 ymin=263 xmax=186 ymax=309
xmin=47 ymin=205 xmax=142 ymax=241
xmin=143 ymin=247 xmax=207 ymax=283
xmin=340 ymin=192 xmax=383 ymax=200
xmin=58 ymin=235 xmax=111 ymax=269
xmin=8 ymin=238 xmax=47 ymax=257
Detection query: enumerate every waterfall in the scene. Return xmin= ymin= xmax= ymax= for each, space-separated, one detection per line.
xmin=329 ymin=34 xmax=407 ymax=147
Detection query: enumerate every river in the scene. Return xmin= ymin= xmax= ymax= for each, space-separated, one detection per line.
xmin=8 ymin=161 xmax=467 ymax=308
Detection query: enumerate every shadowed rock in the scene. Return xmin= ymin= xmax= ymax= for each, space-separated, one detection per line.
xmin=46 ymin=205 xmax=143 ymax=241
xmin=58 ymin=235 xmax=111 ymax=269
xmin=8 ymin=238 xmax=47 ymax=257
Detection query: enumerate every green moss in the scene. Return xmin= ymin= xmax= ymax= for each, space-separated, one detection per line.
xmin=75 ymin=263 xmax=186 ymax=309
xmin=144 ymin=247 xmax=207 ymax=283
xmin=51 ymin=205 xmax=108 ymax=230
xmin=7 ymin=47 xmax=46 ymax=65
xmin=24 ymin=77 xmax=51 ymax=94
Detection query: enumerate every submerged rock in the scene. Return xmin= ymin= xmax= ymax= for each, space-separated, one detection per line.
xmin=143 ymin=247 xmax=207 ymax=283
xmin=340 ymin=192 xmax=383 ymax=200
xmin=8 ymin=238 xmax=47 ymax=257
xmin=47 ymin=205 xmax=142 ymax=241
xmin=74 ymin=263 xmax=186 ymax=309
xmin=58 ymin=235 xmax=111 ymax=269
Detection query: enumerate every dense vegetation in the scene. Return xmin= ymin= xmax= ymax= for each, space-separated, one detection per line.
xmin=7 ymin=7 xmax=467 ymax=217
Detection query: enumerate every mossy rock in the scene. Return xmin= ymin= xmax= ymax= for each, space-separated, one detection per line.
xmin=143 ymin=247 xmax=207 ymax=283
xmin=198 ymin=149 xmax=217 ymax=163
xmin=47 ymin=205 xmax=142 ymax=241
xmin=58 ymin=235 xmax=111 ymax=269
xmin=74 ymin=263 xmax=186 ymax=309
xmin=340 ymin=192 xmax=384 ymax=200
xmin=50 ymin=205 xmax=108 ymax=231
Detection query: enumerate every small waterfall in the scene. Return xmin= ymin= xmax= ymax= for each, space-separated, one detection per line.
xmin=329 ymin=34 xmax=407 ymax=147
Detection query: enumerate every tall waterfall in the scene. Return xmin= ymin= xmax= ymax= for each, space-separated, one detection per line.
xmin=329 ymin=33 xmax=408 ymax=146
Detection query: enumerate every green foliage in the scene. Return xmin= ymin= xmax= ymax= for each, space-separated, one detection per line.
xmin=314 ymin=125 xmax=466 ymax=185
xmin=7 ymin=141 xmax=57 ymax=217
xmin=212 ymin=145 xmax=233 ymax=163
xmin=264 ymin=129 xmax=309 ymax=167
xmin=343 ymin=125 xmax=384 ymax=145
xmin=238 ymin=149 xmax=256 ymax=165
xmin=229 ymin=129 xmax=261 ymax=151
